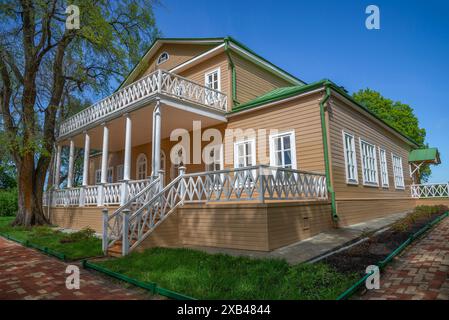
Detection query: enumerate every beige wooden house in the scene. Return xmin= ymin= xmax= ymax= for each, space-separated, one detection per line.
xmin=43 ymin=37 xmax=447 ymax=256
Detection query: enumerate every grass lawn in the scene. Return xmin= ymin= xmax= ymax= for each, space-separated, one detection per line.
xmin=97 ymin=247 xmax=357 ymax=300
xmin=0 ymin=216 xmax=102 ymax=260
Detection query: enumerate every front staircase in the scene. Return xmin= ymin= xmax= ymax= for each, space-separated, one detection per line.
xmin=102 ymin=165 xmax=328 ymax=256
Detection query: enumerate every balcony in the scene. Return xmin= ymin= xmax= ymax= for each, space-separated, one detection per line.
xmin=58 ymin=70 xmax=228 ymax=138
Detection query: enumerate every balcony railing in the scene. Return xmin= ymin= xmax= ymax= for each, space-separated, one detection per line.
xmin=58 ymin=69 xmax=228 ymax=137
xmin=411 ymin=183 xmax=449 ymax=198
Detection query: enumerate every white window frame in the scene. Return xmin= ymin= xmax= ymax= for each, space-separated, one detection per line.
xmin=156 ymin=52 xmax=169 ymax=65
xmin=342 ymin=131 xmax=358 ymax=185
xmin=107 ymin=167 xmax=113 ymax=183
xmin=204 ymin=67 xmax=221 ymax=91
xmin=116 ymin=164 xmax=124 ymax=182
xmin=234 ymin=138 xmax=256 ymax=169
xmin=205 ymin=144 xmax=224 ymax=172
xmin=392 ymin=153 xmax=405 ymax=190
xmin=378 ymin=148 xmax=389 ymax=188
xmin=359 ymin=138 xmax=379 ymax=186
xmin=269 ymin=131 xmax=297 ymax=170
xmin=95 ymin=169 xmax=101 ymax=185
xmin=136 ymin=153 xmax=148 ymax=180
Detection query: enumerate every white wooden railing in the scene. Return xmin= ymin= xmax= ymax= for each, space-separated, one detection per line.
xmin=107 ymin=165 xmax=327 ymax=255
xmin=58 ymin=69 xmax=228 ymax=137
xmin=104 ymin=178 xmax=161 ymax=252
xmin=411 ymin=183 xmax=449 ymax=198
xmin=44 ymin=178 xmax=154 ymax=207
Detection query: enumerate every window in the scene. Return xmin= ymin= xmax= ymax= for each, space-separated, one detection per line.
xmin=95 ymin=169 xmax=101 ymax=184
xmin=116 ymin=165 xmax=124 ymax=182
xmin=269 ymin=131 xmax=296 ymax=169
xmin=205 ymin=145 xmax=223 ymax=172
xmin=157 ymin=52 xmax=169 ymax=65
xmin=160 ymin=150 xmax=166 ymax=172
xmin=342 ymin=132 xmax=358 ymax=184
xmin=392 ymin=154 xmax=405 ymax=189
xmin=379 ymin=148 xmax=389 ymax=187
xmin=136 ymin=153 xmax=147 ymax=180
xmin=107 ymin=167 xmax=113 ymax=183
xmin=234 ymin=139 xmax=256 ymax=168
xmin=205 ymin=68 xmax=221 ymax=91
xmin=359 ymin=139 xmax=378 ymax=186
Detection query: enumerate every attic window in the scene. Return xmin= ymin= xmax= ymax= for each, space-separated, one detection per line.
xmin=157 ymin=52 xmax=169 ymax=65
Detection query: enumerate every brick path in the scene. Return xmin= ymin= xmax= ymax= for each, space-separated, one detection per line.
xmin=0 ymin=237 xmax=155 ymax=300
xmin=361 ymin=217 xmax=449 ymax=300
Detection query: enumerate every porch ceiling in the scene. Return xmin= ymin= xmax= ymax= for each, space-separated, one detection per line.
xmin=60 ymin=102 xmax=225 ymax=152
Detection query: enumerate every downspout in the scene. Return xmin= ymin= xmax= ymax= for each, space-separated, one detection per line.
xmin=320 ymin=83 xmax=339 ymax=221
xmin=224 ymin=38 xmax=239 ymax=106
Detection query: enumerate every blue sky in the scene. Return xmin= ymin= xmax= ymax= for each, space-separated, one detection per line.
xmin=154 ymin=0 xmax=449 ymax=182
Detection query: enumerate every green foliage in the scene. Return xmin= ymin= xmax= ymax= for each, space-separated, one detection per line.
xmin=98 ymin=247 xmax=358 ymax=300
xmin=0 ymin=217 xmax=102 ymax=259
xmin=392 ymin=205 xmax=447 ymax=232
xmin=59 ymin=227 xmax=96 ymax=243
xmin=0 ymin=189 xmax=18 ymax=216
xmin=352 ymin=89 xmax=430 ymax=181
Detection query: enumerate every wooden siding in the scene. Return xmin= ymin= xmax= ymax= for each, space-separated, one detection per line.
xmin=336 ymin=199 xmax=415 ymax=226
xmin=50 ymin=206 xmax=118 ymax=233
xmin=137 ymin=43 xmax=216 ymax=79
xmin=225 ymin=92 xmax=325 ymax=173
xmin=327 ymin=95 xmax=413 ymax=200
xmin=266 ymin=201 xmax=333 ymax=250
xmin=231 ymin=51 xmax=292 ymax=105
xmin=179 ymin=52 xmax=232 ymax=111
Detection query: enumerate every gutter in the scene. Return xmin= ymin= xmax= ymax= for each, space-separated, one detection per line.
xmin=320 ymin=83 xmax=339 ymax=221
xmin=224 ymin=37 xmax=239 ymax=106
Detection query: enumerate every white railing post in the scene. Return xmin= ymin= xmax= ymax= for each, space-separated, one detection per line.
xmin=178 ymin=166 xmax=186 ymax=200
xmin=97 ymin=184 xmax=104 ymax=207
xmin=79 ymin=187 xmax=86 ymax=207
xmin=157 ymin=69 xmax=162 ymax=93
xmin=120 ymin=180 xmax=129 ymax=206
xmin=258 ymin=165 xmax=265 ymax=203
xmin=102 ymin=208 xmax=109 ymax=254
xmin=159 ymin=170 xmax=165 ymax=189
xmin=122 ymin=208 xmax=131 ymax=256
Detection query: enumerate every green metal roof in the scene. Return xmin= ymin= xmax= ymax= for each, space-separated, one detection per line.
xmin=409 ymin=148 xmax=441 ymax=164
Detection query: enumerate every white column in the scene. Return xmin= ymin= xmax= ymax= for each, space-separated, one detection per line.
xmin=120 ymin=115 xmax=132 ymax=205
xmin=54 ymin=145 xmax=62 ymax=188
xmin=151 ymin=100 xmax=162 ymax=177
xmin=67 ymin=139 xmax=75 ymax=188
xmin=82 ymin=132 xmax=90 ymax=186
xmin=98 ymin=124 xmax=109 ymax=207
xmin=123 ymin=115 xmax=132 ymax=181
xmin=100 ymin=124 xmax=109 ymax=184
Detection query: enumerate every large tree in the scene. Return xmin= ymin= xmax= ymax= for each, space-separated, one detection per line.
xmin=0 ymin=0 xmax=159 ymax=226
xmin=352 ymin=88 xmax=430 ymax=181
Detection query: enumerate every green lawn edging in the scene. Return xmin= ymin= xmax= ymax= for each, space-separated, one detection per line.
xmin=82 ymin=260 xmax=197 ymax=300
xmin=336 ymin=211 xmax=449 ymax=300
xmin=0 ymin=231 xmax=67 ymax=261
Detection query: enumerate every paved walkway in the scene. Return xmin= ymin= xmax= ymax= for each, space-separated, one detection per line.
xmin=190 ymin=211 xmax=409 ymax=264
xmin=361 ymin=217 xmax=449 ymax=300
xmin=0 ymin=237 xmax=155 ymax=300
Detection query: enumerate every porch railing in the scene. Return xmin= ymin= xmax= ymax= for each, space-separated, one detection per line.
xmin=58 ymin=69 xmax=228 ymax=137
xmin=44 ymin=178 xmax=154 ymax=207
xmin=107 ymin=165 xmax=327 ymax=255
xmin=411 ymin=183 xmax=449 ymax=198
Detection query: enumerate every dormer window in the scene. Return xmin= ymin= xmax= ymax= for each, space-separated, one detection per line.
xmin=157 ymin=52 xmax=169 ymax=65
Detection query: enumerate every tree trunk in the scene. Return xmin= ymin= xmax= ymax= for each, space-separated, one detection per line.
xmin=12 ymin=153 xmax=49 ymax=227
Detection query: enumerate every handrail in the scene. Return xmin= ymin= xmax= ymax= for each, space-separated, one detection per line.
xmin=59 ymin=69 xmax=227 ymax=137
xmin=114 ymin=165 xmax=327 ymax=255
xmin=411 ymin=182 xmax=449 ymax=198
